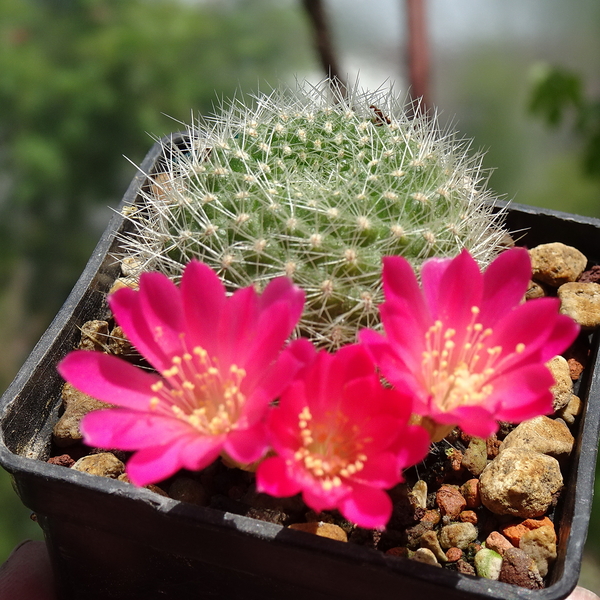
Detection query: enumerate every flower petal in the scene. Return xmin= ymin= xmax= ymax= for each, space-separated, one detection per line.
xmin=480 ymin=247 xmax=531 ymax=324
xmin=58 ymin=351 xmax=159 ymax=409
xmin=434 ymin=250 xmax=483 ymax=328
xmin=339 ymin=485 xmax=393 ymax=529
xmin=81 ymin=408 xmax=189 ymax=450
xmin=223 ymin=422 xmax=270 ymax=465
xmin=256 ymin=456 xmax=303 ymax=497
xmin=108 ymin=287 xmax=171 ymax=372
xmin=126 ymin=436 xmax=193 ymax=486
xmin=382 ymin=256 xmax=430 ymax=327
xmin=181 ymin=261 xmax=226 ymax=354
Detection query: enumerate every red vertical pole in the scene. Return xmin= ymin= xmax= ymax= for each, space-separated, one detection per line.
xmin=405 ymin=0 xmax=430 ymax=112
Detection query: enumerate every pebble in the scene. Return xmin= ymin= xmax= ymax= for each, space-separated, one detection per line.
xmin=529 ymin=242 xmax=587 ymax=287
xmin=109 ymin=277 xmax=139 ymax=294
xmin=485 ymin=531 xmax=513 ymax=556
xmin=474 ymin=547 xmax=503 ymax=580
xmin=558 ymin=282 xmax=600 ymax=329
xmin=459 ymin=511 xmax=477 ymax=524
xmin=519 ymin=524 xmax=557 ymax=577
xmin=108 ymin=325 xmax=135 ymax=356
xmin=438 ymin=522 xmax=478 ymax=550
xmin=72 ymin=452 xmax=124 ymax=478
xmin=411 ymin=548 xmax=441 ymax=567
xmin=411 ymin=480 xmax=428 ymax=509
xmin=47 ymin=454 xmax=75 ymax=468
xmin=421 ymin=509 xmax=441 ymax=525
xmin=445 ymin=547 xmax=463 ymax=562
xmin=579 ymin=265 xmax=600 ymax=283
xmin=547 ymin=355 xmax=574 ymax=411
xmin=419 ymin=530 xmax=448 ymax=563
xmin=557 ymin=395 xmax=583 ymax=425
xmin=78 ymin=320 xmax=110 ymax=351
xmin=288 ymin=522 xmax=348 ymax=542
xmin=500 ymin=517 xmax=555 ymax=546
xmin=53 ymin=383 xmax=111 ymax=447
xmin=479 ymin=447 xmax=563 ymax=518
xmin=526 ymin=280 xmax=547 ymax=300
xmin=121 ymin=256 xmax=142 ymax=277
xmin=168 ymin=476 xmax=209 ymax=506
xmin=486 ymin=435 xmax=501 ymax=459
xmin=498 ymin=547 xmax=543 ymax=589
xmin=500 ymin=416 xmax=574 ymax=461
xmin=460 ymin=479 xmax=481 ymax=509
xmin=461 ymin=437 xmax=488 ymax=476
xmin=456 ymin=559 xmax=476 ymax=575
xmin=436 ymin=485 xmax=466 ymax=518
xmin=386 ymin=547 xmax=410 ymax=558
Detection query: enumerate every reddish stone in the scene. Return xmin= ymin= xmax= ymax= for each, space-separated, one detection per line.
xmin=421 ymin=509 xmax=441 ymax=525
xmin=459 ymin=510 xmax=477 ymax=524
xmin=486 ymin=434 xmax=501 ymax=458
xmin=447 ymin=448 xmax=463 ymax=471
xmin=446 ymin=547 xmax=463 ymax=562
xmin=47 ymin=454 xmax=75 ymax=468
xmin=436 ymin=485 xmax=467 ymax=518
xmin=501 ymin=517 xmax=554 ymax=546
xmin=485 ymin=531 xmax=514 ymax=556
xmin=460 ymin=479 xmax=481 ymax=509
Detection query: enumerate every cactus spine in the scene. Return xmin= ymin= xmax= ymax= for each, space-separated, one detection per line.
xmin=118 ymin=79 xmax=508 ymax=349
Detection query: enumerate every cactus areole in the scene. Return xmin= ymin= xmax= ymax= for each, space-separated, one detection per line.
xmin=120 ymin=79 xmax=509 ymax=349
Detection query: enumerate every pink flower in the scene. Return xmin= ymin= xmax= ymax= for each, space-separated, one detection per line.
xmin=360 ymin=248 xmax=580 ymax=441
xmin=58 ymin=261 xmax=306 ymax=486
xmin=255 ymin=344 xmax=431 ymax=529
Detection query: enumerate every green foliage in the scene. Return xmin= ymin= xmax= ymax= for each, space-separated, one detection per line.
xmin=120 ymin=80 xmax=508 ymax=349
xmin=528 ymin=63 xmax=600 ymax=179
xmin=0 ymin=0 xmax=312 ymax=314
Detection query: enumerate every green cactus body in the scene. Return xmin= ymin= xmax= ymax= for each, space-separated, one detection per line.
xmin=119 ymin=80 xmax=508 ymax=349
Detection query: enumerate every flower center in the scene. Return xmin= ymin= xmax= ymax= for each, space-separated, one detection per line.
xmin=149 ymin=346 xmax=246 ymax=435
xmin=293 ymin=406 xmax=366 ymax=491
xmin=421 ymin=306 xmax=506 ymax=412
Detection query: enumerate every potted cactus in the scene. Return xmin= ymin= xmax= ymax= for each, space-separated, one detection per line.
xmin=1 ymin=79 xmax=599 ymax=600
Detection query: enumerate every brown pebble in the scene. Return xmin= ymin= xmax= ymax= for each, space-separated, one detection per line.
xmin=485 ymin=531 xmax=514 ymax=556
xmin=78 ymin=320 xmax=110 ymax=351
xmin=456 ymin=559 xmax=476 ymax=576
xmin=578 ymin=265 xmax=600 ymax=283
xmin=288 ymin=522 xmax=348 ymax=542
xmin=386 ymin=547 xmax=410 ymax=558
xmin=436 ymin=484 xmax=467 ymax=518
xmin=447 ymin=448 xmax=463 ymax=471
xmin=459 ymin=510 xmax=478 ymax=524
xmin=499 ymin=547 xmax=543 ymax=589
xmin=460 ymin=479 xmax=481 ymax=509
xmin=446 ymin=547 xmax=463 ymax=562
xmin=486 ymin=435 xmax=501 ymax=459
xmin=421 ymin=509 xmax=441 ymax=525
xmin=47 ymin=454 xmax=75 ymax=468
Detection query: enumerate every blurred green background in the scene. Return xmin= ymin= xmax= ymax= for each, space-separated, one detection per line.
xmin=1 ymin=0 xmax=600 ymax=591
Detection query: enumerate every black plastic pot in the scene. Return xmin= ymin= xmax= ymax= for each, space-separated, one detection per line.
xmin=1 ymin=136 xmax=599 ymax=600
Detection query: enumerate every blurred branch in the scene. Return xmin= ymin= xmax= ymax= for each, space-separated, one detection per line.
xmin=405 ymin=0 xmax=431 ymax=112
xmin=301 ymin=0 xmax=346 ymax=96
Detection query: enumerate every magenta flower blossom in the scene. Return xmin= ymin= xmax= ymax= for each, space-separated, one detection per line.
xmin=255 ymin=344 xmax=431 ymax=529
xmin=58 ymin=261 xmax=307 ymax=486
xmin=360 ymin=248 xmax=580 ymax=441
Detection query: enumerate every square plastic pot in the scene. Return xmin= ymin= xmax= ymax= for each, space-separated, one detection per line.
xmin=1 ymin=136 xmax=599 ymax=600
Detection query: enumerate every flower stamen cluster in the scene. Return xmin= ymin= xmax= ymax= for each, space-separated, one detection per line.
xmin=150 ymin=348 xmax=247 ymax=436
